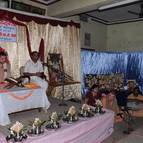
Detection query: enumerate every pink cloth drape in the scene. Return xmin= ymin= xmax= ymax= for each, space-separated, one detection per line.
xmin=0 ymin=109 xmax=114 ymax=143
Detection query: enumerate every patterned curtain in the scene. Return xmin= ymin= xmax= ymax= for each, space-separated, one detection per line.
xmin=0 ymin=19 xmax=80 ymax=86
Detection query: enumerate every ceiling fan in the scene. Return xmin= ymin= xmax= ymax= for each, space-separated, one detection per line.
xmin=128 ymin=3 xmax=143 ymax=18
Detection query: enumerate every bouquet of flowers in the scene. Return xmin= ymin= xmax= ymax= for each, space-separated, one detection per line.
xmin=63 ymin=106 xmax=78 ymax=123
xmin=6 ymin=121 xmax=27 ymax=142
xmin=95 ymin=99 xmax=105 ymax=113
xmin=79 ymin=104 xmax=94 ymax=117
xmin=28 ymin=118 xmax=45 ymax=135
xmin=46 ymin=112 xmax=61 ymax=129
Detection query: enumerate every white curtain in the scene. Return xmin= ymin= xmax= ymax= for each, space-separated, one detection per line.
xmin=0 ymin=19 xmax=81 ymax=98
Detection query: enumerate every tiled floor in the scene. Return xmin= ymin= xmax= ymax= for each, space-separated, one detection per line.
xmin=103 ymin=117 xmax=143 ymax=143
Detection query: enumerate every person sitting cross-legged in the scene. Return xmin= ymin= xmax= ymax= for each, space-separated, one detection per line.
xmin=127 ymin=86 xmax=143 ymax=117
xmin=23 ymin=51 xmax=50 ymax=110
xmin=23 ymin=51 xmax=47 ymax=91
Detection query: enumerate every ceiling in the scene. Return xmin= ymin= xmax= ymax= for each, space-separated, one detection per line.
xmin=10 ymin=0 xmax=143 ymax=24
xmin=80 ymin=0 xmax=143 ymax=25
xmin=31 ymin=0 xmax=143 ymax=24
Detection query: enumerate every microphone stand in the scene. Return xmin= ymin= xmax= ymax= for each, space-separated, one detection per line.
xmin=59 ymin=70 xmax=67 ymax=106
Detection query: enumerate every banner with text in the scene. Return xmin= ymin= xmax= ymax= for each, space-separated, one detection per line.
xmin=0 ymin=20 xmax=16 ymax=42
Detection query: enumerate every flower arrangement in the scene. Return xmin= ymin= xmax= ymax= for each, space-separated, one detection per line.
xmin=95 ymin=99 xmax=104 ymax=113
xmin=82 ymin=104 xmax=90 ymax=111
xmin=28 ymin=118 xmax=45 ymax=135
xmin=6 ymin=121 xmax=27 ymax=142
xmin=33 ymin=118 xmax=42 ymax=127
xmin=79 ymin=104 xmax=94 ymax=117
xmin=46 ymin=112 xmax=61 ymax=129
xmin=51 ymin=112 xmax=59 ymax=122
xmin=68 ymin=106 xmax=76 ymax=116
xmin=96 ymin=99 xmax=103 ymax=107
xmin=63 ymin=106 xmax=78 ymax=122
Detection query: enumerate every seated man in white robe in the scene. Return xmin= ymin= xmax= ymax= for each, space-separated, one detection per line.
xmin=23 ymin=51 xmax=50 ymax=110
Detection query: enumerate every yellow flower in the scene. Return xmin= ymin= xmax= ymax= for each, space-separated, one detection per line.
xmin=68 ymin=106 xmax=76 ymax=116
xmin=10 ymin=121 xmax=23 ymax=133
xmin=51 ymin=112 xmax=58 ymax=122
xmin=33 ymin=118 xmax=41 ymax=126
xmin=82 ymin=104 xmax=89 ymax=111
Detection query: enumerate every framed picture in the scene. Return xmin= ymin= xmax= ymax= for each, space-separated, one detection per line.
xmin=84 ymin=33 xmax=91 ymax=47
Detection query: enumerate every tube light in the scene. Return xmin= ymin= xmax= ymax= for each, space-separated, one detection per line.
xmin=98 ymin=0 xmax=140 ymax=10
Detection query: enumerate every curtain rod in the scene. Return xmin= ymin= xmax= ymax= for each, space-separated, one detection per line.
xmin=98 ymin=0 xmax=140 ymax=10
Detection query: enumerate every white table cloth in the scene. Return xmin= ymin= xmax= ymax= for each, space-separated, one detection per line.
xmin=0 ymin=87 xmax=50 ymax=126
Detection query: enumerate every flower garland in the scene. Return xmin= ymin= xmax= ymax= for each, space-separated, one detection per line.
xmin=8 ymin=91 xmax=33 ymax=100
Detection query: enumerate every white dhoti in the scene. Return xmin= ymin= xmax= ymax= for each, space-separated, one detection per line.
xmin=24 ymin=59 xmax=50 ymax=110
xmin=31 ymin=76 xmax=48 ymax=92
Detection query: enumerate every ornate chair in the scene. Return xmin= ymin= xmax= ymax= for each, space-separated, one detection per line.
xmin=46 ymin=53 xmax=79 ymax=86
xmin=46 ymin=53 xmax=80 ymax=98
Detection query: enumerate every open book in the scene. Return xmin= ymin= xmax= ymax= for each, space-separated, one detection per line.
xmin=4 ymin=76 xmax=30 ymax=89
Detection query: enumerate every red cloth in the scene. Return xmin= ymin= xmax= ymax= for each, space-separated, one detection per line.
xmin=0 ymin=9 xmax=80 ymax=28
xmin=39 ymin=38 xmax=45 ymax=63
xmin=0 ymin=90 xmax=9 ymax=93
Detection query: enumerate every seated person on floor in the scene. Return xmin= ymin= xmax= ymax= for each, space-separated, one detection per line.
xmin=113 ymin=87 xmax=130 ymax=123
xmin=99 ymin=84 xmax=119 ymax=114
xmin=85 ymin=84 xmax=106 ymax=107
xmin=127 ymin=86 xmax=143 ymax=117
xmin=23 ymin=51 xmax=48 ymax=92
xmin=115 ymin=84 xmax=140 ymax=121
xmin=0 ymin=47 xmax=11 ymax=83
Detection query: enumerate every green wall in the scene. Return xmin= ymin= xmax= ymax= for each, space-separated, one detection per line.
xmin=107 ymin=21 xmax=143 ymax=52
